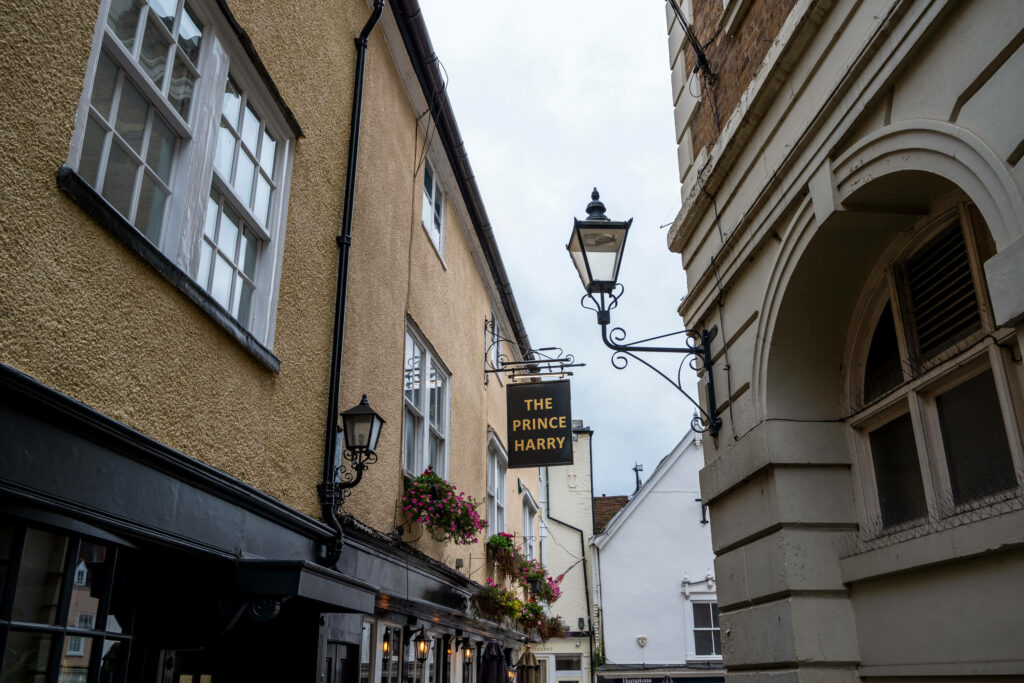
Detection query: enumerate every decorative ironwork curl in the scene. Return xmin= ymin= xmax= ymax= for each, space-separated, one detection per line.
xmin=580 ymin=285 xmax=723 ymax=437
xmin=484 ymin=317 xmax=584 ymax=382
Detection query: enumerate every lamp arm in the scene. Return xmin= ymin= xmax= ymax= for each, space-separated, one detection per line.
xmin=336 ymin=450 xmax=378 ymax=492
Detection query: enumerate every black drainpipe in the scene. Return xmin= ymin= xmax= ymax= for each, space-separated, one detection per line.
xmin=319 ymin=0 xmax=387 ymax=567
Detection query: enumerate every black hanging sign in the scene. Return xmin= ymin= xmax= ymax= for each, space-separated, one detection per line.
xmin=506 ymin=380 xmax=573 ymax=468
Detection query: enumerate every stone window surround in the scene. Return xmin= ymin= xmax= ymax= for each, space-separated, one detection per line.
xmin=844 ymin=201 xmax=1024 ymax=559
xmin=680 ymin=585 xmax=722 ymax=662
xmin=61 ymin=0 xmax=298 ymax=369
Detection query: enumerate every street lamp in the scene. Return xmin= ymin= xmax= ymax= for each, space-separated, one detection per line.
xmin=382 ymin=627 xmax=392 ymax=664
xmin=413 ymin=629 xmax=431 ymax=663
xmin=567 ymin=189 xmax=722 ymax=437
xmin=461 ymin=640 xmax=475 ymax=667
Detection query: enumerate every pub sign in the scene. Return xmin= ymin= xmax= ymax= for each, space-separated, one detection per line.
xmin=506 ymin=380 xmax=573 ymax=468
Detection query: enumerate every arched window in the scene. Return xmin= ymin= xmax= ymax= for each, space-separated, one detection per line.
xmin=849 ymin=201 xmax=1023 ymax=534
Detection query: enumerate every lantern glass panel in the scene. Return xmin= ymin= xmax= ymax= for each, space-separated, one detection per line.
xmin=578 ymin=225 xmax=626 ymax=284
xmin=343 ymin=412 xmax=373 ymax=451
xmin=567 ymin=227 xmax=591 ymax=289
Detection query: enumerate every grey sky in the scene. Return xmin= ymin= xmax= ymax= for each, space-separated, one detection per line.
xmin=416 ymin=0 xmax=700 ymax=496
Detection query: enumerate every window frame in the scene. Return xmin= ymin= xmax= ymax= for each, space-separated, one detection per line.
xmin=486 ymin=435 xmax=507 ymax=536
xmin=64 ymin=0 xmax=296 ymax=356
xmin=688 ymin=601 xmax=722 ymax=659
xmin=522 ymin=492 xmax=538 ymax=561
xmin=403 ymin=325 xmax=451 ymax=479
xmin=420 ymin=158 xmax=446 ymax=257
xmin=846 ymin=200 xmax=1024 ymax=542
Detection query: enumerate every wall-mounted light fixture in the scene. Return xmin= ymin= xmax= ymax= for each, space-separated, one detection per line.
xmin=461 ymin=640 xmax=475 ymax=667
xmin=567 ymin=189 xmax=722 ymax=437
xmin=382 ymin=627 xmax=392 ymax=664
xmin=413 ymin=628 xmax=431 ymax=663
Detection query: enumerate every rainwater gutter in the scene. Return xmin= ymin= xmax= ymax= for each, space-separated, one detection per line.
xmin=320 ymin=0 xmax=387 ymax=567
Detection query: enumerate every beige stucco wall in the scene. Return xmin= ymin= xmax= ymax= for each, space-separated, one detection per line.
xmin=0 ymin=0 xmax=538 ymax=572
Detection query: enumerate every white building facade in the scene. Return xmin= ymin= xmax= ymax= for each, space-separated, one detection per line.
xmin=591 ymin=432 xmax=724 ymax=683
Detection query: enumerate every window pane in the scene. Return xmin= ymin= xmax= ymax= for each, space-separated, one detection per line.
xmin=260 ymin=129 xmax=277 ymax=175
xmin=253 ymin=175 xmax=271 ymax=225
xmin=423 ymin=162 xmax=433 ymax=195
xmin=421 ymin=188 xmax=433 ymax=231
xmin=217 ymin=205 xmax=239 ymax=257
xmin=429 ymin=435 xmax=441 ymax=472
xmin=101 ymin=142 xmax=138 ymax=218
xmin=711 ymin=603 xmax=720 ymax=627
xmin=554 ymin=656 xmax=580 ymax=671
xmin=864 ymin=303 xmax=902 ymax=403
xmin=114 ymin=79 xmax=148 ymax=153
xmin=211 ymin=255 xmax=233 ymax=309
xmin=139 ymin=17 xmax=171 ymax=86
xmin=937 ymin=369 xmax=1016 ymax=505
xmin=91 ymin=51 xmax=119 ymax=120
xmin=4 ymin=630 xmax=53 ymax=680
xmin=222 ymin=78 xmax=242 ymax=130
xmin=0 ymin=521 xmax=14 ymax=599
xmin=694 ymin=630 xmax=713 ymax=656
xmin=203 ymin=193 xmax=219 ymax=238
xmin=79 ymin=116 xmax=107 ymax=186
xmin=712 ymin=631 xmax=722 ymax=655
xmin=240 ymin=228 xmax=257 ymax=279
xmin=168 ymin=54 xmax=196 ymax=119
xmin=105 ymin=550 xmax=138 ymax=633
xmin=107 ymin=0 xmax=143 ymax=51
xmin=146 ymin=113 xmax=175 ymax=183
xmin=197 ymin=241 xmax=212 ymax=288
xmin=433 ymin=190 xmax=443 ymax=233
xmin=178 ymin=4 xmax=203 ymax=63
xmin=236 ymin=281 xmax=254 ymax=329
xmin=428 ymin=364 xmax=443 ymax=429
xmin=233 ymin=152 xmax=255 ymax=206
xmin=241 ymin=104 xmax=260 ymax=152
xmin=404 ymin=410 xmax=418 ymax=472
xmin=148 ymin=0 xmax=176 ymax=32
xmin=12 ymin=528 xmax=68 ymax=624
xmin=692 ymin=603 xmax=711 ymax=628
xmin=214 ymin=123 xmax=236 ymax=179
xmin=404 ymin=336 xmax=422 ymax=406
xmin=135 ymin=174 xmax=167 ymax=242
xmin=868 ymin=413 xmax=927 ymax=527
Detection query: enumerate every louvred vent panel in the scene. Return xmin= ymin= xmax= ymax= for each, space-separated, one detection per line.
xmin=904 ymin=223 xmax=981 ymax=360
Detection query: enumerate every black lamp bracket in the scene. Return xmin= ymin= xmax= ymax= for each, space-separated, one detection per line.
xmin=319 ymin=443 xmax=378 ymax=509
xmin=484 ymin=317 xmax=585 ymax=383
xmin=581 ymin=283 xmax=722 ymax=437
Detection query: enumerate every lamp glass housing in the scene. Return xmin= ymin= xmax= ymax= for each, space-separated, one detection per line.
xmin=341 ymin=394 xmax=385 ymax=453
xmin=567 ymin=218 xmax=631 ymax=294
xmin=381 ymin=628 xmax=392 ymax=662
xmin=462 ymin=641 xmax=474 ymax=664
xmin=414 ymin=631 xmax=430 ymax=663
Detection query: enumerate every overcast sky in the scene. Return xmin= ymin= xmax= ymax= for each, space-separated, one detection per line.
xmin=416 ymin=0 xmax=700 ymax=496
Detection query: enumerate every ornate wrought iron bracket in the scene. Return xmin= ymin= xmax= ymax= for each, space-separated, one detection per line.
xmin=484 ymin=317 xmax=585 ymax=383
xmin=581 ymin=284 xmax=722 ymax=437
xmin=319 ymin=442 xmax=379 ymax=510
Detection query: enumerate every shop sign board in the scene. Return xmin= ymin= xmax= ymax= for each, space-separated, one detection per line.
xmin=506 ymin=380 xmax=573 ymax=468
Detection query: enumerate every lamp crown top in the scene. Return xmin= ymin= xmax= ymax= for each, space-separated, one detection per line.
xmin=359 ymin=394 xmax=369 ymax=405
xmin=585 ymin=188 xmax=608 ymax=221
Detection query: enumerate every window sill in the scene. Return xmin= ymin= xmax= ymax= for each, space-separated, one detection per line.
xmin=840 ymin=504 xmax=1024 ymax=584
xmin=56 ymin=166 xmax=281 ymax=373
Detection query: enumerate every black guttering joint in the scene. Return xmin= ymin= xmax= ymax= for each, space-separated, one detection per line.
xmin=390 ymin=0 xmax=531 ymax=352
xmin=320 ymin=0 xmax=387 ymax=568
xmin=56 ymin=167 xmax=281 ymax=373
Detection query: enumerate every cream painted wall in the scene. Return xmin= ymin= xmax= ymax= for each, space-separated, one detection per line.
xmin=0 ymin=0 xmax=537 ymax=573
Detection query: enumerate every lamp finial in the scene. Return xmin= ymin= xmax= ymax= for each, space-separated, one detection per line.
xmin=585 ymin=188 xmax=608 ymax=221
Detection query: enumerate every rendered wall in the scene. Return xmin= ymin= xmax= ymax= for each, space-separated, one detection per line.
xmin=596 ymin=435 xmax=716 ymax=667
xmin=0 ymin=0 xmax=538 ymax=573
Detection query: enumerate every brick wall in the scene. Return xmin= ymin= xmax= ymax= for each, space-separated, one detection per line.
xmin=684 ymin=0 xmax=797 ymax=155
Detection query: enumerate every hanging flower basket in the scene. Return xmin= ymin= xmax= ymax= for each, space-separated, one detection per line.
xmin=487 ymin=533 xmax=523 ymax=576
xmin=472 ymin=580 xmax=521 ymax=622
xmin=402 ymin=467 xmax=486 ymax=545
xmin=516 ymin=598 xmax=545 ymax=631
xmin=518 ymin=559 xmax=560 ymax=603
xmin=538 ymin=615 xmax=568 ymax=641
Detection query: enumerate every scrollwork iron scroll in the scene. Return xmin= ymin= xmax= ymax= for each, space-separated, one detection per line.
xmin=581 ymin=288 xmax=723 ymax=437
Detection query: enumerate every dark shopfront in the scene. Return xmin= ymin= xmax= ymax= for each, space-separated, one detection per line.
xmin=0 ymin=366 xmax=525 ymax=683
